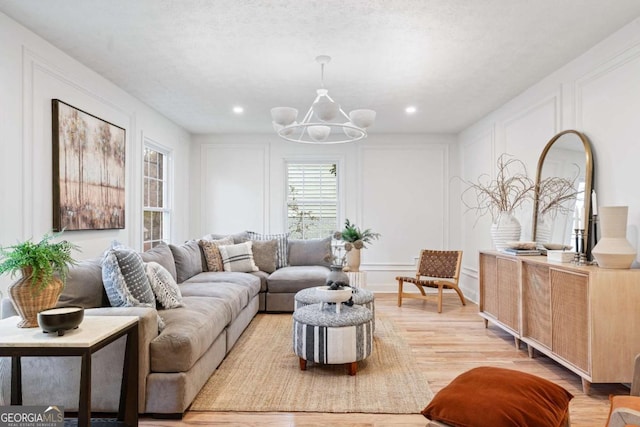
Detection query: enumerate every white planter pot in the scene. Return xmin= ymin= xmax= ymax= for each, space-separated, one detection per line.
xmin=490 ymin=213 xmax=521 ymax=251
xmin=345 ymin=248 xmax=361 ymax=272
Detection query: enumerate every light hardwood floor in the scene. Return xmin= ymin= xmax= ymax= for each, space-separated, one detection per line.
xmin=141 ymin=293 xmax=626 ymax=426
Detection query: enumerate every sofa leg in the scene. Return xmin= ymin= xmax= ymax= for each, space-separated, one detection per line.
xmin=299 ymin=358 xmax=307 ymax=371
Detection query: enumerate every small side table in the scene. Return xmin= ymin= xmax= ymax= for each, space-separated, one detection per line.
xmin=0 ymin=315 xmax=139 ymax=427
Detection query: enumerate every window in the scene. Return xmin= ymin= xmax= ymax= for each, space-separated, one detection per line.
xmin=143 ymin=145 xmax=171 ymax=250
xmin=286 ymin=162 xmax=338 ymax=239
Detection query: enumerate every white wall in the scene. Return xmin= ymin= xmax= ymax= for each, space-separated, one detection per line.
xmin=458 ymin=16 xmax=640 ymax=302
xmin=0 ymin=12 xmax=191 ymax=294
xmin=191 ymin=133 xmax=460 ymax=291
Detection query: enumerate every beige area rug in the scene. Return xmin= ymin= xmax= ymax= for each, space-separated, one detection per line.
xmin=190 ymin=313 xmax=433 ymax=413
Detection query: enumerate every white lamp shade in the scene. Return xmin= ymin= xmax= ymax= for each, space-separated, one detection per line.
xmin=273 ymin=122 xmax=296 ymax=136
xmin=343 ymin=122 xmax=362 ymax=138
xmin=313 ymin=98 xmax=339 ymax=122
xmin=308 ymin=125 xmax=331 ymax=142
xmin=271 ymin=107 xmax=298 ymax=126
xmin=349 ymin=109 xmax=376 ymax=129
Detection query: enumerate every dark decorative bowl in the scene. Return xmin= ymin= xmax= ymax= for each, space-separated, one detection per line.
xmin=37 ymin=306 xmax=84 ymax=336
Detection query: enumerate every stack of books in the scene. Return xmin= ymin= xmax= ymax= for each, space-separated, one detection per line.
xmin=500 ymin=248 xmax=542 ymax=256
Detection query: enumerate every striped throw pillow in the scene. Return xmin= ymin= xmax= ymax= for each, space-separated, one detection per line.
xmin=218 ymin=241 xmax=259 ymax=273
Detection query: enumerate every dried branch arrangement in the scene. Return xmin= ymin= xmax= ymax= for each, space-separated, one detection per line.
xmin=461 ymin=154 xmax=535 ymax=222
xmin=536 ymin=169 xmax=580 ymax=218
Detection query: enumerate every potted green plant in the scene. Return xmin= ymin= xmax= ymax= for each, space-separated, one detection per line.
xmin=0 ymin=232 xmax=78 ymax=327
xmin=335 ymin=219 xmax=380 ymax=272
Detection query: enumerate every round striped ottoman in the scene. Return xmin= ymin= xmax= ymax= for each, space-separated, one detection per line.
xmin=293 ymin=303 xmax=373 ymax=375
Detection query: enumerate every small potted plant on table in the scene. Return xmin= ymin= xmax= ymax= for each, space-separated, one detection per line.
xmin=0 ymin=232 xmax=78 ymax=327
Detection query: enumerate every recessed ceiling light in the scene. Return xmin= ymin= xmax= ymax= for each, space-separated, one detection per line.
xmin=405 ymin=106 xmax=417 ymax=114
xmin=233 ymin=106 xmax=244 ymax=114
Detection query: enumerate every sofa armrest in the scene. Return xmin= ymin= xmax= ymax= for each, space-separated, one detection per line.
xmin=85 ymin=306 xmax=159 ymax=413
xmin=0 ymin=298 xmax=17 ymax=319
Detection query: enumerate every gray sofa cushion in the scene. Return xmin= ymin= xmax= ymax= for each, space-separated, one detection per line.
xmin=182 ymin=272 xmax=261 ymax=298
xmin=140 ymin=243 xmax=177 ymax=281
xmin=250 ymin=270 xmax=270 ymax=292
xmin=267 ymin=265 xmax=330 ymax=293
xmin=102 ymin=244 xmax=156 ymax=308
xmin=179 ymin=281 xmax=252 ymax=320
xmin=288 ymin=237 xmax=332 ymax=267
xmin=56 ymin=257 xmax=106 ymax=309
xmin=169 ymin=240 xmax=203 ymax=283
xmin=151 ymin=296 xmax=231 ymax=373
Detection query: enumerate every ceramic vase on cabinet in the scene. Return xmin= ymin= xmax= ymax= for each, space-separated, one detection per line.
xmin=490 ymin=212 xmax=521 ymax=251
xmin=591 ymin=206 xmax=636 ymax=269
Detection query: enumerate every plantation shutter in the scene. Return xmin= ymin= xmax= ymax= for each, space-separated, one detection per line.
xmin=287 ymin=162 xmax=338 ymax=239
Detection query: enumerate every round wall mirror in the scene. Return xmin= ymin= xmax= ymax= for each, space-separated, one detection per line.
xmin=532 ymin=130 xmax=594 ymax=255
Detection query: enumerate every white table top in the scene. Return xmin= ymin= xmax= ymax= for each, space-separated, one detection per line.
xmin=0 ymin=315 xmax=138 ymax=348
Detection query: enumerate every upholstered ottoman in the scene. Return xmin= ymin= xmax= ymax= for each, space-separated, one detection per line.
xmin=293 ymin=303 xmax=373 ymax=375
xmin=294 ymin=287 xmax=375 ymax=326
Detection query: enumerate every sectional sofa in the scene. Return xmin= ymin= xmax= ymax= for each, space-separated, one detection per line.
xmin=0 ymin=233 xmax=332 ymax=416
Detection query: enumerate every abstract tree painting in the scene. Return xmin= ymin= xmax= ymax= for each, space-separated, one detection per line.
xmin=52 ymin=99 xmax=126 ymax=230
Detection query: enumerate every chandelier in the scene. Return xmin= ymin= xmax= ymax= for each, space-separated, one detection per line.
xmin=271 ymin=55 xmax=376 ymax=144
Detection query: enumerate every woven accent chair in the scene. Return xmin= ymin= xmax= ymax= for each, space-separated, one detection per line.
xmin=396 ymin=250 xmax=465 ymax=313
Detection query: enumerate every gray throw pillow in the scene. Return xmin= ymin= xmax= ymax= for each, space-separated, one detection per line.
xmin=102 ymin=243 xmax=156 ymax=308
xmin=288 ymin=236 xmax=332 ymax=267
xmin=246 ymin=231 xmax=289 ymax=268
xmin=145 ymin=261 xmax=183 ymax=309
xmin=251 ymin=239 xmax=278 ymax=273
xmin=169 ymin=240 xmax=203 ymax=283
xmin=218 ymin=241 xmax=259 ymax=273
xmin=140 ymin=243 xmax=177 ymax=281
xmin=56 ymin=257 xmax=106 ymax=309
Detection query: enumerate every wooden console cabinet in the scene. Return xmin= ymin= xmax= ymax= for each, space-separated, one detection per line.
xmin=479 ymin=250 xmax=640 ymax=393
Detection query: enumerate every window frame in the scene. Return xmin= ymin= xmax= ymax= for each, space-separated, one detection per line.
xmin=142 ymin=139 xmax=172 ymax=250
xmin=284 ymin=158 xmax=343 ymax=239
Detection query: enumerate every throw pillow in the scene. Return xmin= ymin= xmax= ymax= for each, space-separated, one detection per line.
xmin=421 ymin=366 xmax=573 ymax=427
xmin=145 ymin=261 xmax=183 ymax=309
xmin=102 ymin=243 xmax=156 ymax=308
xmin=198 ymin=237 xmax=234 ymax=272
xmin=218 ymin=241 xmax=259 ymax=273
xmin=250 ymin=239 xmax=278 ymax=273
xmin=140 ymin=242 xmax=177 ymax=281
xmin=246 ymin=231 xmax=289 ymax=268
xmin=203 ymin=231 xmax=250 ymax=244
xmin=168 ymin=240 xmax=203 ymax=283
xmin=288 ymin=236 xmax=332 ymax=267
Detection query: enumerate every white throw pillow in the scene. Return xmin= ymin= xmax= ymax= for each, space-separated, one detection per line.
xmin=218 ymin=241 xmax=259 ymax=273
xmin=145 ymin=261 xmax=183 ymax=309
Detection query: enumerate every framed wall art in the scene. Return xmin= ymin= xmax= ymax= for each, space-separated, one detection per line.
xmin=52 ymin=99 xmax=126 ymax=231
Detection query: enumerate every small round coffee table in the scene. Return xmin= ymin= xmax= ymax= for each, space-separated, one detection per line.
xmin=294 ymin=286 xmax=375 ymax=316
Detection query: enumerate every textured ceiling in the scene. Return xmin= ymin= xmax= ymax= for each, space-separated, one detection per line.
xmin=1 ymin=0 xmax=640 ymax=135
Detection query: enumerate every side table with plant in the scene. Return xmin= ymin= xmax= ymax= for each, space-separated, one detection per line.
xmin=0 ymin=232 xmax=78 ymax=327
